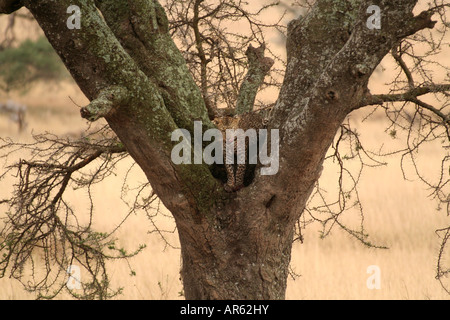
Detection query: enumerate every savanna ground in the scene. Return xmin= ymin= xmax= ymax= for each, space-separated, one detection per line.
xmin=0 ymin=2 xmax=449 ymax=300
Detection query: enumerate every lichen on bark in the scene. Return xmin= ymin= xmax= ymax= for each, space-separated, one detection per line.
xmin=95 ymin=0 xmax=213 ymax=135
xmin=80 ymin=86 xmax=129 ymax=121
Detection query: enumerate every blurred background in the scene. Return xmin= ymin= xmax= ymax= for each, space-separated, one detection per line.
xmin=0 ymin=1 xmax=449 ymax=299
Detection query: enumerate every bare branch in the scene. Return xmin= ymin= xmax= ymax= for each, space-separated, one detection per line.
xmin=0 ymin=12 xmax=16 ymax=49
xmin=236 ymin=44 xmax=274 ymax=114
xmin=192 ymin=0 xmax=214 ymax=118
xmin=408 ymin=97 xmax=450 ymax=125
xmin=391 ymin=45 xmax=415 ymax=89
xmin=360 ymin=84 xmax=450 ymax=111
xmin=165 ymin=0 xmax=284 ymax=112
xmin=0 ymin=128 xmax=142 ymax=299
xmin=400 ymin=9 xmax=438 ymax=38
xmin=436 ymin=226 xmax=450 ymax=295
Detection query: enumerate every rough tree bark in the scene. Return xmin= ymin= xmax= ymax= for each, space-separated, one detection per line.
xmin=0 ymin=0 xmax=439 ymax=299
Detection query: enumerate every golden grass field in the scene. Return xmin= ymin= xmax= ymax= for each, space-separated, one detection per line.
xmin=0 ymin=2 xmax=450 ymax=300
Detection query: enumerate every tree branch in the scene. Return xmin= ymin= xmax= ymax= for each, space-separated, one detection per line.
xmin=408 ymin=97 xmax=450 ymax=125
xmin=360 ymin=84 xmax=450 ymax=107
xmin=193 ymin=0 xmax=215 ymax=119
xmin=236 ymin=44 xmax=274 ymax=115
xmin=391 ymin=45 xmax=415 ymax=89
xmin=0 ymin=130 xmax=135 ymax=299
xmin=80 ymin=86 xmax=129 ymax=122
xmin=359 ymin=84 xmax=450 ymax=125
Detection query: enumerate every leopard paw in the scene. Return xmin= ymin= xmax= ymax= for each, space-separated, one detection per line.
xmin=224 ymin=183 xmax=235 ymax=193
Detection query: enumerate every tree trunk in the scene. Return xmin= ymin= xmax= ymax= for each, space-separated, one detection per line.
xmin=176 ymin=195 xmax=301 ymax=300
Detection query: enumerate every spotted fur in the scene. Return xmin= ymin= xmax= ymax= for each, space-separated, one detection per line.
xmin=213 ymin=111 xmax=267 ymax=192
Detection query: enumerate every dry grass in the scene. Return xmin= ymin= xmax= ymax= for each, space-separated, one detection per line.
xmin=287 ymin=114 xmax=450 ymax=300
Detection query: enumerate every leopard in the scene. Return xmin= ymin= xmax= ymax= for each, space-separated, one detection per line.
xmin=213 ymin=111 xmax=267 ymax=192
